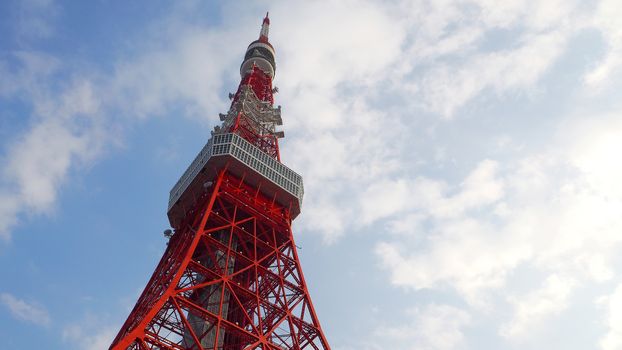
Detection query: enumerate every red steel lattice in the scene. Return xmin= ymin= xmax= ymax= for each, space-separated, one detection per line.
xmin=110 ymin=14 xmax=330 ymax=350
xmin=110 ymin=171 xmax=330 ymax=350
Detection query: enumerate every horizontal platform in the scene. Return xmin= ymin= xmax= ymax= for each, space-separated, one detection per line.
xmin=167 ymin=133 xmax=304 ymax=227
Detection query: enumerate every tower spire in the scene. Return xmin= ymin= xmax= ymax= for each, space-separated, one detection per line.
xmin=238 ymin=12 xmax=277 ymax=104
xmin=259 ymin=12 xmax=270 ymax=42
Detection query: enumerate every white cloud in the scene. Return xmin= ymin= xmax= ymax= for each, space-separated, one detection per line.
xmin=0 ymin=0 xmax=616 ymax=245
xmin=0 ymin=70 xmax=106 ymax=239
xmin=565 ymin=116 xmax=622 ymax=197
xmin=373 ymin=304 xmax=471 ymax=350
xmin=384 ymin=0 xmax=593 ymax=117
xmin=359 ymin=159 xmax=503 ymax=227
xmin=360 ymin=178 xmax=413 ymax=225
xmin=336 ymin=303 xmax=471 ymax=350
xmin=108 ymin=24 xmax=240 ymax=120
xmin=0 ymin=293 xmax=50 ymax=326
xmin=375 ymin=112 xmax=622 ymax=338
xmin=273 ymin=0 xmax=405 ymax=94
xmin=63 ymin=323 xmax=118 ymax=350
xmin=584 ymin=0 xmax=622 ymax=88
xmin=376 ymin=217 xmax=524 ymax=304
xmin=501 ymin=274 xmax=576 ymax=339
xmin=271 ymin=0 xmax=609 ymax=242
xmin=0 ymin=8 xmax=243 ymax=240
xmin=600 ymin=283 xmax=622 ymax=350
xmin=0 ymin=196 xmax=20 ymax=240
xmin=14 ymin=0 xmax=59 ymax=40
xmin=418 ymin=29 xmax=569 ymax=117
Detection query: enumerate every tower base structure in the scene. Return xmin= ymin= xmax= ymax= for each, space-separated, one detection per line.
xmin=110 ymin=170 xmax=330 ymax=350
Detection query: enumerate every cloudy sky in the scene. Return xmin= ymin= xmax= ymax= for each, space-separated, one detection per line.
xmin=1 ymin=0 xmax=622 ymax=349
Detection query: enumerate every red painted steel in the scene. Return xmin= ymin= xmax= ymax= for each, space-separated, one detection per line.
xmin=230 ymin=66 xmax=280 ymax=161
xmin=110 ymin=171 xmax=330 ymax=350
xmin=110 ymin=14 xmax=330 ymax=350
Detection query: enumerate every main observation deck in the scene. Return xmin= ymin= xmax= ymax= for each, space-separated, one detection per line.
xmin=167 ymin=133 xmax=304 ymax=228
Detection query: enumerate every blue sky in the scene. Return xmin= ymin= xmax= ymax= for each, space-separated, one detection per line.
xmin=1 ymin=0 xmax=622 ymax=349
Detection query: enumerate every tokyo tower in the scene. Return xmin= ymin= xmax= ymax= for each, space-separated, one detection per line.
xmin=109 ymin=13 xmax=331 ymax=350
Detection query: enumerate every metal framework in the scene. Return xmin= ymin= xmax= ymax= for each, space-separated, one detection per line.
xmin=109 ymin=13 xmax=330 ymax=350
